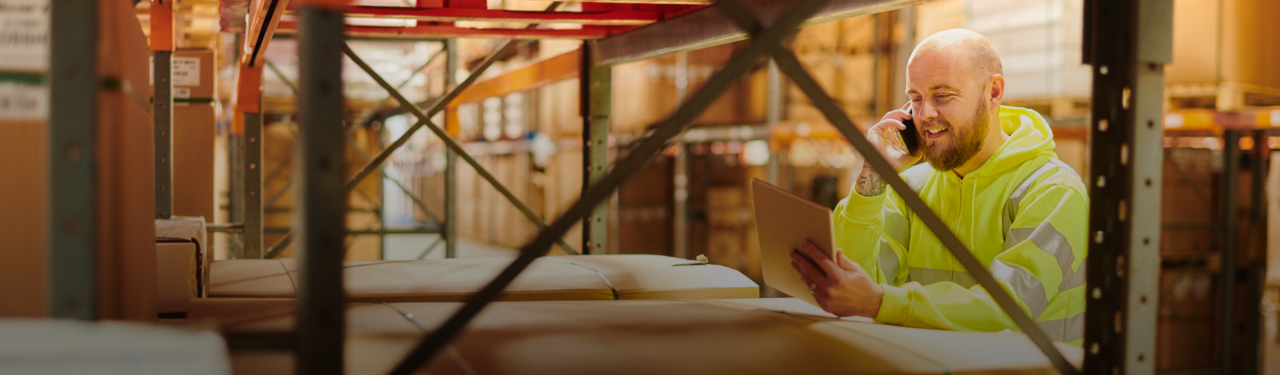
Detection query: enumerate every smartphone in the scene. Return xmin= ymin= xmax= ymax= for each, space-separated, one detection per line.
xmin=898 ymin=109 xmax=919 ymax=155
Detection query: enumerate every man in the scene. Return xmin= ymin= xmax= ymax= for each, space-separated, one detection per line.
xmin=789 ymin=29 xmax=1089 ymax=346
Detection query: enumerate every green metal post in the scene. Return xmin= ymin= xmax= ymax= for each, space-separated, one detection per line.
xmin=583 ymin=41 xmax=611 ymax=254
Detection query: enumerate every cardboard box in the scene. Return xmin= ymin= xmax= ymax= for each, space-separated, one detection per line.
xmin=156 ymin=243 xmax=197 ymax=314
xmin=151 ymin=48 xmax=216 ymax=100
xmin=0 ymin=0 xmax=156 ymax=320
xmin=209 ymin=255 xmax=759 ymax=301
xmin=193 ymin=298 xmax=1083 ymax=375
xmin=1167 ymin=0 xmax=1280 ymax=90
xmin=173 ymin=103 xmax=216 ymax=223
xmin=156 ymin=217 xmax=209 ymax=314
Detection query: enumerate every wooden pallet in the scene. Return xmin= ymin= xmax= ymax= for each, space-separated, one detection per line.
xmin=1003 ymin=97 xmax=1091 ymax=120
xmin=1167 ymin=81 xmax=1280 ymax=112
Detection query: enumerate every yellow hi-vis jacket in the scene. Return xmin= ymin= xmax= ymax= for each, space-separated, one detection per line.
xmin=835 ymin=106 xmax=1088 ymax=346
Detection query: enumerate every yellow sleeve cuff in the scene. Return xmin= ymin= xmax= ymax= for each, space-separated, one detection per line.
xmin=874 ymin=284 xmax=910 ymax=325
xmin=837 ymin=190 xmax=888 ymax=225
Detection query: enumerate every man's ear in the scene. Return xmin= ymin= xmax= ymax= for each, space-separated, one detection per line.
xmin=988 ymin=74 xmax=1005 ymax=109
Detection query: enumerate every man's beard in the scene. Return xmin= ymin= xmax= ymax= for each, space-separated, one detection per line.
xmin=919 ymin=101 xmax=989 ymax=172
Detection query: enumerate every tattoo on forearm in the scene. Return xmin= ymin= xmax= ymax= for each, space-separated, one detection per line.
xmin=856 ymin=164 xmax=887 ymax=197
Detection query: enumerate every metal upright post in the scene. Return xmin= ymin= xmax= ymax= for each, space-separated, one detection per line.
xmin=1219 ymin=130 xmax=1240 ymax=375
xmin=244 ymin=100 xmax=264 ymax=258
xmin=444 ymin=38 xmax=458 ymax=259
xmin=230 ymin=116 xmax=245 ymax=258
xmin=1082 ymin=0 xmax=1171 ymax=374
xmin=152 ymin=0 xmax=175 ymax=218
xmin=582 ymin=41 xmax=611 ymax=254
xmin=1244 ymin=129 xmax=1267 ymax=375
xmin=764 ymin=59 xmax=782 ymax=185
xmin=379 ymin=117 xmax=388 ymax=259
xmin=296 ymin=4 xmax=346 ymax=374
xmin=48 ymin=0 xmax=99 ymax=320
xmin=672 ymin=51 xmax=690 ymax=259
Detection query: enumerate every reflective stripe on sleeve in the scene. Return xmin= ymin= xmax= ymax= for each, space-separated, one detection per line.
xmin=990 ymin=260 xmax=1049 ymax=320
xmin=1036 ymin=311 xmax=1085 ymax=343
xmin=1004 ymin=222 xmax=1086 ymax=291
xmin=878 ymin=239 xmax=900 ymax=286
xmin=883 ymin=207 xmax=910 ymax=249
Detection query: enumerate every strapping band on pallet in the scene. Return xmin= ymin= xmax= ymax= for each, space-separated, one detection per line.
xmin=381 ymin=303 xmax=477 ymax=375
xmin=0 ymin=72 xmax=46 ymax=85
xmin=546 ymin=258 xmax=619 ymax=300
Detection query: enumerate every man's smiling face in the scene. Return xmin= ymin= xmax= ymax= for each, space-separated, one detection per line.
xmin=901 ymin=28 xmax=1009 ymax=174
xmin=905 ymin=49 xmax=991 ymax=172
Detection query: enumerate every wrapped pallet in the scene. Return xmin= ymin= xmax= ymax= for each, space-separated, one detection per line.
xmin=967 ymin=0 xmax=1090 ymax=103
xmin=0 ymin=0 xmax=157 ymax=320
xmin=1166 ymin=0 xmax=1280 ymax=110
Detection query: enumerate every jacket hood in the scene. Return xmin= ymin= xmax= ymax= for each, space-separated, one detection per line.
xmin=969 ymin=105 xmax=1058 ymax=177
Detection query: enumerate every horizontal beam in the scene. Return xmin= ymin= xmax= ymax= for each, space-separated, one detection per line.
xmin=555 ymin=0 xmax=712 ymax=3
xmin=324 ymin=6 xmax=660 ymax=25
xmin=265 ymin=227 xmax=442 ymax=235
xmin=275 ymin=21 xmax=619 ymax=39
xmin=593 ymin=0 xmax=928 ymax=66
xmin=451 ymin=49 xmax=582 ymax=105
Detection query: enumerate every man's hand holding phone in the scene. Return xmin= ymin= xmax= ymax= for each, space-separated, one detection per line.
xmin=855 ymin=102 xmax=921 ymax=197
xmin=868 ymin=102 xmax=921 ymax=173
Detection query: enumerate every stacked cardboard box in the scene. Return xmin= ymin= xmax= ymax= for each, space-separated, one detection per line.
xmin=0 ymin=0 xmax=156 ymax=320
xmin=155 ymin=217 xmax=208 ymax=314
xmin=967 ymin=0 xmax=1091 ymax=102
xmin=194 ymin=299 xmax=1083 ymax=375
xmin=1156 ymin=268 xmax=1254 ymax=370
xmin=1166 ymin=0 xmax=1280 ymax=110
xmin=165 ymin=49 xmax=217 ymax=223
xmin=207 ymin=255 xmax=759 ymax=301
xmin=1160 ymin=148 xmax=1219 ymax=261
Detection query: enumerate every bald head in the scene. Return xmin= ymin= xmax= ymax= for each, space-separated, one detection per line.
xmin=901 ymin=29 xmax=1009 ymax=175
xmin=909 ymin=29 xmax=1003 ymax=83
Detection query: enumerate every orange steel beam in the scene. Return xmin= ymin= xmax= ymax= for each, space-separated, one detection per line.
xmin=235 ymin=65 xmax=264 ymax=115
xmin=236 ymin=0 xmax=291 ymax=116
xmin=293 ymin=6 xmax=662 ymax=25
xmin=275 ymin=21 xmax=624 ymax=39
xmin=444 ymin=49 xmax=582 ymax=135
xmin=552 ymin=0 xmax=713 ymax=4
xmin=241 ymin=0 xmax=291 ymax=67
xmin=149 ymin=0 xmax=174 ymax=51
xmin=452 ymin=49 xmax=582 ymax=105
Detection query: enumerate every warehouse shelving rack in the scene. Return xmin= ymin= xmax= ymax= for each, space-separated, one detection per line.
xmin=1154 ymin=110 xmax=1275 ymax=375
xmin=46 ymin=0 xmax=1179 ymax=374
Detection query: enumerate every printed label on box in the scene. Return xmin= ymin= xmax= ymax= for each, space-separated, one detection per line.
xmin=0 ymin=82 xmax=48 ymax=120
xmin=0 ymin=0 xmax=50 ymax=72
xmin=172 ymin=57 xmax=200 ymax=86
xmin=174 ymin=87 xmax=191 ymax=99
xmin=149 ymin=56 xmax=201 ymax=87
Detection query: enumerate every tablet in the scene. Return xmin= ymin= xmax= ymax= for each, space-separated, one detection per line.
xmin=750 ymin=179 xmax=836 ymax=307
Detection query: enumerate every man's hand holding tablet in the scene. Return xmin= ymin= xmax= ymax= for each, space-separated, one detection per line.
xmin=789 ymin=240 xmax=883 ymax=318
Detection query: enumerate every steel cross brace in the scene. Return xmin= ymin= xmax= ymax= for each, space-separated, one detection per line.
xmin=387 ymin=1 xmax=831 ymax=372
xmin=347 ymin=46 xmax=445 ymax=136
xmin=266 ymin=9 xmax=581 ymax=257
xmin=270 ymin=38 xmax=581 ymax=257
xmin=712 ymin=1 xmax=1077 ymax=374
xmin=345 ymin=135 xmax=442 ymax=224
xmin=338 ymin=43 xmax=581 ymax=254
xmin=267 ymin=57 xmax=443 ymax=225
xmin=262 ymin=37 xmax=563 ymax=257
